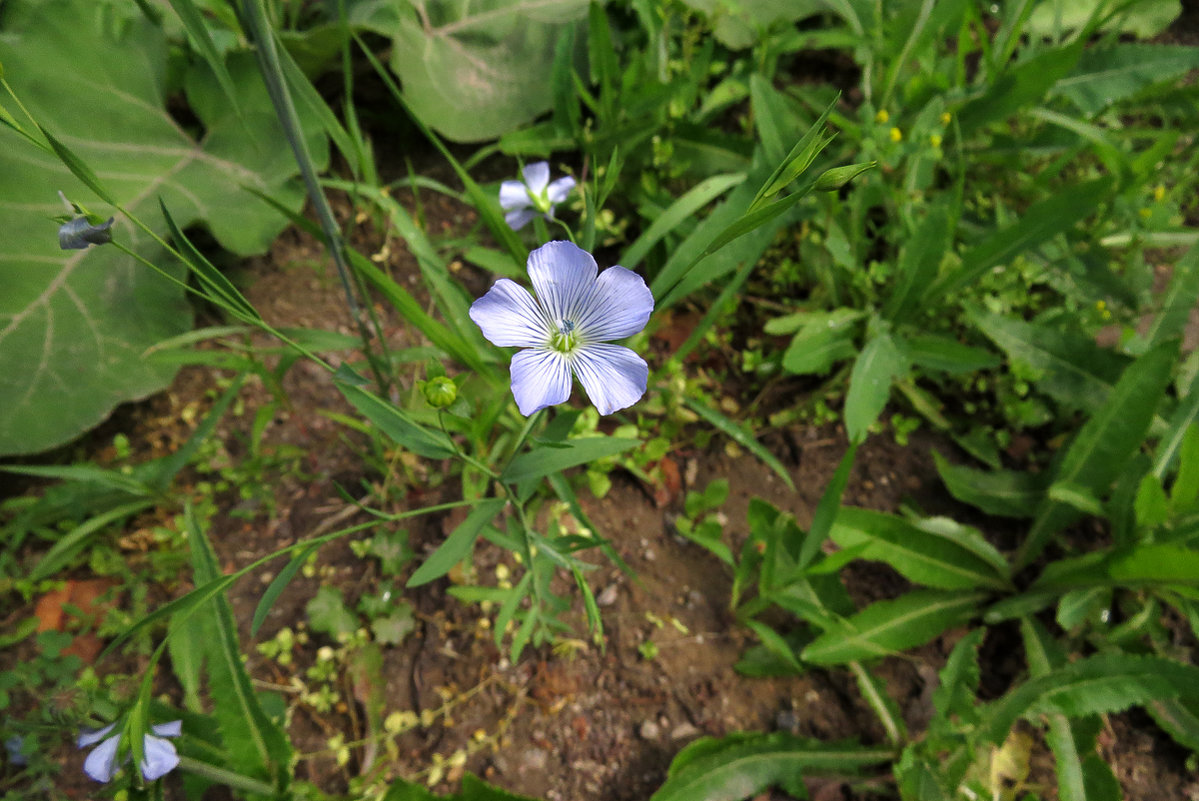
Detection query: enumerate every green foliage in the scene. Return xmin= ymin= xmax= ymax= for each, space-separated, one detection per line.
xmin=651 ymin=732 xmax=893 ymax=801
xmin=0 ymin=0 xmax=323 ymax=455
xmin=183 ymin=505 xmax=292 ymax=793
xmin=373 ymin=0 xmax=589 ymax=143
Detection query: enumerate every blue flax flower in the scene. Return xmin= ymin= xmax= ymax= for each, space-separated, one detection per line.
xmin=77 ymin=720 xmax=181 ymax=783
xmin=499 ymin=162 xmax=575 ymax=231
xmin=470 ymin=241 xmax=653 ymax=416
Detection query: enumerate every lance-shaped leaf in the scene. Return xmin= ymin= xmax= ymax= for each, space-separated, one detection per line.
xmin=830 ymin=508 xmax=1011 ymax=591
xmin=977 ymin=653 xmax=1199 ymax=746
xmin=802 ymin=589 xmax=985 ymax=665
xmin=0 ymin=0 xmax=321 ymax=455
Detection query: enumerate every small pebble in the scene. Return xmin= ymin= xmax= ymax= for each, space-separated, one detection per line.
xmin=639 ymin=720 xmax=661 ymax=739
xmin=671 ymin=722 xmax=700 ymax=740
xmin=596 ymin=585 xmax=619 ymax=607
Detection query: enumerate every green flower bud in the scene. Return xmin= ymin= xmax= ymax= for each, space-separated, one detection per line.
xmin=423 ymin=376 xmax=457 ymax=409
xmin=814 ymin=161 xmax=877 ymax=192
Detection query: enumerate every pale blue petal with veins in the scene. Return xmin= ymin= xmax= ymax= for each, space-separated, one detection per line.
xmin=470 ymin=241 xmax=654 ymax=416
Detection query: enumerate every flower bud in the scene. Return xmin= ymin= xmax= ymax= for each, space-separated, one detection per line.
xmin=423 ymin=376 xmax=457 ymax=409
xmin=813 ymin=162 xmax=876 ymax=191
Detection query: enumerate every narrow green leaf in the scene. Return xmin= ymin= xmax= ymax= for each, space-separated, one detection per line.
xmin=652 ymin=732 xmax=892 ymax=801
xmin=501 ymin=437 xmax=639 ymax=484
xmin=164 ymin=0 xmax=243 ymax=120
xmin=408 ymin=499 xmax=506 ymax=588
xmin=798 ymin=444 xmax=858 ymax=569
xmin=969 ymin=307 xmax=1128 ymax=412
xmin=933 ymin=451 xmax=1045 ymax=518
xmin=900 ymin=334 xmax=1000 ymax=375
xmin=336 ymin=380 xmax=455 ymax=460
xmin=185 ymin=505 xmax=289 ymax=788
xmin=682 ymin=397 xmax=794 ymax=490
xmin=1169 ymin=423 xmax=1199 ymax=512
xmin=1052 ymin=43 xmax=1199 ymax=114
xmin=844 ymin=331 xmax=909 ymax=444
xmin=750 ymin=95 xmax=838 ymax=210
xmin=252 ymin=542 xmax=320 ymax=637
xmin=801 ymin=590 xmax=985 ymax=665
xmin=781 ymin=315 xmax=861 ymax=375
xmin=933 ymin=628 xmax=985 ymax=723
xmin=744 ymin=620 xmax=803 ymax=674
xmin=30 ymin=500 xmax=154 ymax=582
xmin=1138 ymin=241 xmax=1199 ymax=351
xmin=621 ymin=172 xmax=746 ymax=269
xmin=927 ymin=178 xmax=1113 ymax=302
xmin=1148 ymin=698 xmax=1199 ymax=752
xmin=1020 ymin=340 xmax=1178 ymax=565
xmin=850 ymin=661 xmax=906 ymax=744
xmin=978 ymin=653 xmax=1199 ymax=746
xmin=830 ymin=507 xmax=1011 ymax=591
xmin=957 ymin=41 xmax=1084 ymax=134
xmin=40 ymin=126 xmax=115 ymax=204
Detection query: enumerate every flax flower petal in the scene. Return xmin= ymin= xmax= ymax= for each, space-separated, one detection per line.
xmin=546 ymin=176 xmax=576 ymax=204
xmin=82 ymin=734 xmax=121 ymax=783
xmin=504 ymin=208 xmax=537 ymax=231
xmin=151 ymin=721 xmax=182 ymax=738
xmin=469 ymin=279 xmax=551 ymax=348
xmin=510 ymin=348 xmax=573 ymax=416
xmin=527 ymin=241 xmax=598 ymax=324
xmin=499 ymin=180 xmax=531 ymax=210
xmin=522 ymin=161 xmax=550 ymax=194
xmin=140 ymin=734 xmax=179 ymax=781
xmin=78 ymin=724 xmax=117 ymax=749
xmin=571 ymin=344 xmax=649 ymax=415
xmin=575 ymin=266 xmax=653 ymax=341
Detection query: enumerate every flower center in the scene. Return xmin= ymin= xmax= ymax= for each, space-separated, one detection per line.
xmin=527 ymin=185 xmax=553 ymax=214
xmin=549 ymin=318 xmax=579 ymax=353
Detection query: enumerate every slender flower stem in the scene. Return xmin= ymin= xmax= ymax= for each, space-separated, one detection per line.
xmin=175 ymin=757 xmax=276 ymax=796
xmin=238 ymin=0 xmax=390 ymax=394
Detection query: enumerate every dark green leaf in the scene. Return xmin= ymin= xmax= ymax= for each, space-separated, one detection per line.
xmin=408 ymin=499 xmax=506 ymax=588
xmin=927 ymin=178 xmax=1113 ymax=302
xmin=501 ymin=437 xmax=639 ymax=483
xmin=652 ymin=732 xmax=892 ymax=801
xmin=933 ymin=451 xmax=1045 ymax=518
xmin=830 ymin=508 xmax=1011 ymax=591
xmin=802 ymin=589 xmax=985 ymax=665
xmin=844 ymin=331 xmax=910 ymax=444
xmin=1020 ymin=340 xmax=1178 ymax=565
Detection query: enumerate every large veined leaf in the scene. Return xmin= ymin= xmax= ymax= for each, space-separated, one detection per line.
xmin=382 ymin=0 xmax=589 ymax=142
xmin=0 ymin=0 xmax=320 ymax=455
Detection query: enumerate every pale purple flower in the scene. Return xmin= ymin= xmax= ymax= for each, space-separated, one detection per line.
xmin=499 ymin=162 xmax=576 ymax=231
xmin=470 ymin=241 xmax=653 ymax=416
xmin=77 ymin=720 xmax=181 ymax=783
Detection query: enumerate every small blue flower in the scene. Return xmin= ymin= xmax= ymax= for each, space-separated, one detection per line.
xmin=5 ymin=734 xmax=27 ymax=767
xmin=499 ymin=162 xmax=575 ymax=231
xmin=77 ymin=720 xmax=181 ymax=783
xmin=470 ymin=241 xmax=653 ymax=416
xmin=58 ymin=216 xmax=114 ymax=250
